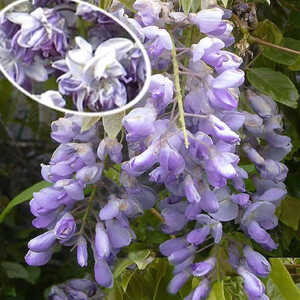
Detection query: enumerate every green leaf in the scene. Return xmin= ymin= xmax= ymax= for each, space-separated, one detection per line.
xmin=180 ymin=0 xmax=192 ymax=14
xmin=264 ymin=277 xmax=285 ymax=300
xmin=103 ymin=112 xmax=124 ymax=139
xmin=99 ymin=0 xmax=113 ymax=9
xmin=1 ymin=262 xmax=29 ymax=281
xmin=254 ymin=20 xmax=283 ymax=45
xmin=104 ymin=165 xmax=121 ymax=186
xmin=191 ymin=0 xmax=201 ymax=12
xmin=81 ymin=116 xmax=101 ymax=133
xmin=220 ymin=0 xmax=228 ymax=7
xmin=120 ymin=270 xmax=136 ymax=292
xmin=113 ymin=258 xmax=133 ymax=279
xmin=269 ymin=258 xmax=300 ymax=300
xmin=208 ymin=281 xmax=226 ymax=300
xmin=279 ymin=196 xmax=300 ymax=231
xmin=128 ymin=249 xmax=153 ymax=270
xmin=246 ymin=68 xmax=299 ymax=109
xmin=118 ymin=0 xmax=135 ymax=11
xmin=0 ymin=181 xmax=52 ymax=224
xmin=262 ymin=38 xmax=300 ymax=66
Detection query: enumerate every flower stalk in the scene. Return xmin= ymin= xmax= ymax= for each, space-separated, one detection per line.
xmin=171 ymin=35 xmax=189 ymax=148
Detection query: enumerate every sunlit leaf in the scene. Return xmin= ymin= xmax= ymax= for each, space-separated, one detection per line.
xmin=269 ymin=258 xmax=300 ymax=300
xmin=103 ymin=112 xmax=124 ymax=139
xmin=81 ymin=116 xmax=101 ymax=133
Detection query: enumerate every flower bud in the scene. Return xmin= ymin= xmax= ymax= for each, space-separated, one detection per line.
xmin=168 ymin=271 xmax=190 ymax=294
xmin=169 ymin=247 xmax=195 ymax=265
xmin=77 ymin=236 xmax=88 ymax=267
xmin=25 ymin=249 xmax=52 ymax=266
xmin=28 ymin=230 xmax=56 ymax=252
xmin=95 ymin=223 xmax=111 ymax=259
xmin=160 ymin=238 xmax=187 ymax=256
xmin=191 ymin=278 xmax=211 ymax=300
xmin=187 ymin=226 xmax=210 ymax=245
xmin=106 ymin=219 xmax=132 ymax=249
xmin=184 ymin=175 xmax=201 ymax=203
xmin=190 ymin=8 xmax=224 ymax=34
xmin=54 ymin=213 xmax=76 ymax=241
xmin=243 ymin=246 xmax=271 ymax=277
xmin=238 ymin=266 xmax=265 ymax=298
xmin=192 ymin=257 xmax=216 ymax=277
xmin=94 ymin=258 xmax=113 ymax=288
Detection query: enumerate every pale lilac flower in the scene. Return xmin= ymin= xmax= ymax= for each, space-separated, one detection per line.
xmin=133 ymin=0 xmax=162 ymax=26
xmin=94 ymin=258 xmax=113 ymax=288
xmin=77 ymin=236 xmax=88 ymax=267
xmin=28 ymin=230 xmax=56 ymax=252
xmin=25 ymin=249 xmax=52 ymax=266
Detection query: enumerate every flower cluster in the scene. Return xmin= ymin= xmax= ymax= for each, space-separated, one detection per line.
xmin=21 ymin=0 xmax=291 ymax=299
xmin=0 ymin=0 xmax=146 ymax=111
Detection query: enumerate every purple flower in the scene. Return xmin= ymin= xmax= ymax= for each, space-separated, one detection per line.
xmin=94 ymin=258 xmax=113 ymax=288
xmin=54 ymin=213 xmax=76 ymax=241
xmin=204 ymin=50 xmax=243 ymax=73
xmin=54 ymin=36 xmax=142 ymax=111
xmin=95 ymin=223 xmax=111 ymax=259
xmin=106 ymin=219 xmax=132 ymax=249
xmin=28 ymin=230 xmax=56 ymax=252
xmin=76 ymin=164 xmax=103 ymax=184
xmin=25 ymin=249 xmax=52 ymax=266
xmin=243 ymin=246 xmax=271 ymax=277
xmin=133 ymin=0 xmax=162 ymax=26
xmin=168 ymin=271 xmax=190 ymax=294
xmin=159 ymin=145 xmax=185 ymax=175
xmin=209 ymin=187 xmax=239 ymax=222
xmin=148 ymin=74 xmax=174 ymax=113
xmin=184 ymin=175 xmax=201 ymax=203
xmin=30 ymin=187 xmax=63 ymax=217
xmin=192 ymin=37 xmax=225 ymax=62
xmin=68 ymin=279 xmax=97 ymax=297
xmin=53 ymin=179 xmax=84 ymax=201
xmin=168 ymin=247 xmax=195 ymax=264
xmin=238 ymin=266 xmax=265 ymax=298
xmin=7 ymin=7 xmax=68 ymax=55
xmin=187 ymin=226 xmax=210 ymax=245
xmin=143 ymin=26 xmax=172 ymax=57
xmin=39 ymin=91 xmax=66 ymax=108
xmin=190 ymin=278 xmax=211 ymax=300
xmin=122 ymin=146 xmax=157 ymax=176
xmin=192 ymin=257 xmax=216 ymax=277
xmin=160 ymin=238 xmax=188 ymax=256
xmin=123 ymin=107 xmax=157 ymax=142
xmin=246 ymin=90 xmax=277 ymax=118
xmin=97 ymin=138 xmax=123 ymax=164
xmin=211 ymin=69 xmax=245 ymax=89
xmin=190 ymin=8 xmax=224 ymax=34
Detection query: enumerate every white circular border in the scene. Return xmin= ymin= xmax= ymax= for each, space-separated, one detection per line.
xmin=0 ymin=0 xmax=152 ymax=117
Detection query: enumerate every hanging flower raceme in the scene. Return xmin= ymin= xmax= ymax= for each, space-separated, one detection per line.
xmin=17 ymin=1 xmax=293 ymax=299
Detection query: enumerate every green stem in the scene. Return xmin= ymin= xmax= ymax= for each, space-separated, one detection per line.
xmin=171 ymin=35 xmax=189 ymax=149
xmin=181 ymin=26 xmax=194 ymax=90
xmin=79 ymin=185 xmax=97 ymax=235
